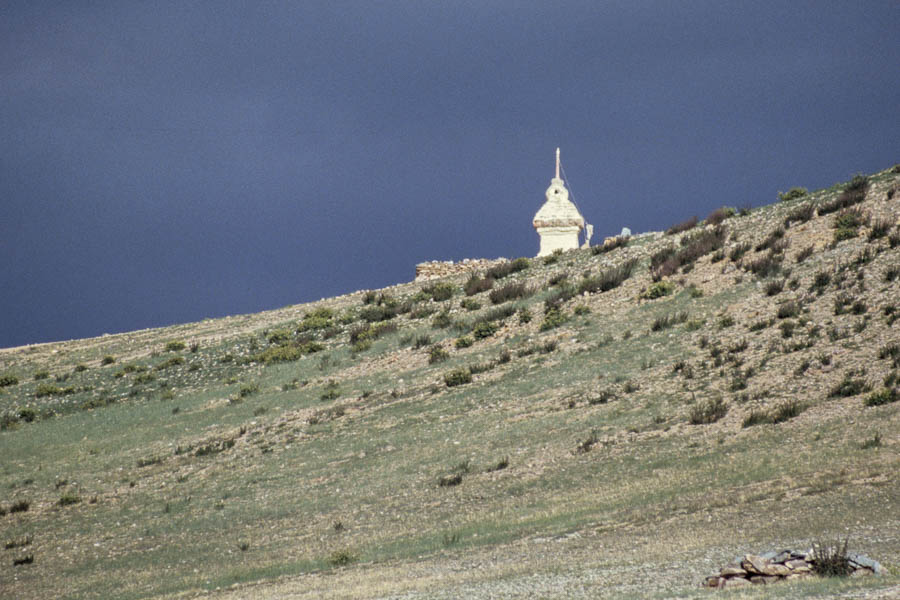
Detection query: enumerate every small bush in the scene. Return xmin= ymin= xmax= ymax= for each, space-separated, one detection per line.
xmin=428 ymin=345 xmax=450 ymax=364
xmin=485 ymin=258 xmax=529 ymax=280
xmin=460 ymin=298 xmax=481 ymax=311
xmin=0 ymin=374 xmax=19 ymax=387
xmin=425 ymin=282 xmax=455 ymax=302
xmin=771 ymin=399 xmax=805 ymax=423
xmin=755 ymin=227 xmax=786 ymax=252
xmin=794 ymin=245 xmax=814 ymax=264
xmin=776 ymin=300 xmax=800 ymax=319
xmin=473 ymin=321 xmax=498 ymax=340
xmin=464 ymin=274 xmax=494 ymax=296
xmin=764 ymin=279 xmax=785 ymax=296
xmin=454 ymin=336 xmax=473 ymax=349
xmin=778 ymin=187 xmax=808 ymax=202
xmin=444 ymin=368 xmax=472 ymax=387
xmin=666 ymin=216 xmax=698 ymax=235
xmin=489 ymin=282 xmax=531 ymax=305
xmin=689 ymin=397 xmax=728 ymax=424
xmin=729 ymin=242 xmax=751 ymax=262
xmin=165 ymin=341 xmax=186 ymax=352
xmin=641 ymin=281 xmax=674 ymax=300
xmin=58 ymin=493 xmax=81 ymax=506
xmin=812 ymin=539 xmax=852 ymax=577
xmin=829 ymin=374 xmax=870 ymax=398
xmin=539 ymin=307 xmax=569 ymax=332
xmin=579 ymin=258 xmax=639 ymax=294
xmin=328 ymin=550 xmax=356 ymax=567
xmin=705 ymin=206 xmax=734 ymax=226
xmin=742 ymin=409 xmax=770 ymax=428
xmin=592 ymin=235 xmax=629 ymax=254
xmin=651 ymin=311 xmax=688 ymax=332
xmin=864 ymin=388 xmax=898 ymax=407
xmin=868 ymin=218 xmax=893 ymax=240
xmin=154 ymin=356 xmax=184 ymax=371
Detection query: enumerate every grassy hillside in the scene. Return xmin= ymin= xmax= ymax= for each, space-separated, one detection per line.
xmin=2 ymin=166 xmax=899 ymax=599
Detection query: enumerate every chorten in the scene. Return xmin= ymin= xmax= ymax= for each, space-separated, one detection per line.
xmin=533 ymin=148 xmax=587 ymax=257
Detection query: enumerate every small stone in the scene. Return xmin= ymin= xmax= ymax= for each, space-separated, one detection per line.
xmin=749 ymin=575 xmax=778 ymax=585
xmin=723 ymin=577 xmax=750 ymax=588
xmin=704 ymin=576 xmax=721 ymax=588
xmin=720 ymin=565 xmax=747 ymax=577
xmin=850 ymin=567 xmax=875 ymax=577
xmin=761 ymin=563 xmax=791 ymax=577
xmin=772 ymin=551 xmax=793 ymax=564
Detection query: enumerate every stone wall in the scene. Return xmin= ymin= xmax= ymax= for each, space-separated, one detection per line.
xmin=703 ymin=548 xmax=885 ymax=589
xmin=414 ymin=258 xmax=507 ymax=281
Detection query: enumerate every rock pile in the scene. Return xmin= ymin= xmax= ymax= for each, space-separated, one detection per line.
xmin=414 ymin=258 xmax=506 ymax=281
xmin=703 ymin=549 xmax=884 ymax=589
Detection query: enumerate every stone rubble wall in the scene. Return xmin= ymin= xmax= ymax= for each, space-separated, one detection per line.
xmin=414 ymin=258 xmax=508 ymax=282
xmin=704 ymin=549 xmax=885 ymax=589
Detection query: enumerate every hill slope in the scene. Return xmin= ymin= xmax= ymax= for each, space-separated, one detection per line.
xmin=2 ymin=166 xmax=900 ymax=599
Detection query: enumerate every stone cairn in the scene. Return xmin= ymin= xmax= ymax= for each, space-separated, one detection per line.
xmin=704 ymin=548 xmax=884 ymax=589
xmin=414 ymin=258 xmax=506 ymax=282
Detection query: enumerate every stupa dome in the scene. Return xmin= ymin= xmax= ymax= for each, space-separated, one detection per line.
xmin=533 ymin=149 xmax=587 ymax=257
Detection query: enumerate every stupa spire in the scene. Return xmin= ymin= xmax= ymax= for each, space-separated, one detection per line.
xmin=555 ymin=147 xmax=560 ymax=180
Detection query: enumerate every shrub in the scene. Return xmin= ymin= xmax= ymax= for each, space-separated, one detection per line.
xmin=771 ymin=399 xmax=805 ymax=423
xmin=428 ymin=345 xmax=450 ymax=364
xmin=592 ymin=235 xmax=629 ymax=254
xmin=454 ymin=336 xmax=473 ymax=349
xmin=829 ymin=374 xmax=870 ymax=398
xmin=689 ymin=397 xmax=728 ymax=424
xmin=297 ymin=308 xmax=334 ymax=332
xmin=154 ymin=356 xmax=184 ymax=371
xmin=165 ymin=341 xmax=186 ymax=352
xmin=542 ymin=249 xmax=562 ymax=265
xmin=755 ymin=227 xmax=786 ymax=253
xmin=464 ymin=274 xmax=494 ymax=296
xmin=328 ymin=550 xmax=356 ymax=567
xmin=573 ymin=304 xmax=590 ymax=316
xmin=438 ymin=473 xmax=463 ymax=487
xmin=812 ymin=539 xmax=852 ymax=577
xmin=518 ymin=308 xmax=532 ymax=324
xmin=425 ymin=282 xmax=455 ymax=302
xmin=869 ymin=218 xmax=893 ymax=240
xmin=58 ymin=493 xmax=81 ymax=506
xmin=460 ymin=298 xmax=481 ymax=311
xmin=485 ymin=258 xmax=529 ymax=280
xmin=641 ymin=281 xmax=674 ymax=300
xmin=742 ymin=409 xmax=770 ymax=428
xmin=0 ymin=374 xmax=19 ymax=387
xmin=489 ymin=282 xmax=531 ymax=305
xmin=579 ymin=258 xmax=639 ymax=294
xmin=444 ymin=368 xmax=472 ymax=387
xmin=764 ymin=279 xmax=785 ymax=296
xmin=795 ymin=245 xmax=814 ymax=263
xmin=473 ymin=321 xmax=498 ymax=340
xmin=705 ymin=206 xmax=734 ymax=226
xmin=651 ymin=311 xmax=688 ymax=332
xmin=865 ymin=388 xmax=898 ymax=407
xmin=778 ymin=187 xmax=808 ymax=202
xmin=729 ymin=242 xmax=751 ymax=262
xmin=666 ymin=216 xmax=698 ymax=235
xmin=776 ymin=300 xmax=800 ymax=319
xmin=539 ymin=307 xmax=569 ymax=332
xmin=360 ymin=305 xmax=397 ymax=323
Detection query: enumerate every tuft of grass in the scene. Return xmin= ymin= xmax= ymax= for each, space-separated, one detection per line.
xmin=770 ymin=399 xmax=805 ymax=423
xmin=489 ymin=282 xmax=531 ymax=305
xmin=641 ymin=281 xmax=674 ymax=300
xmin=665 ymin=216 xmax=698 ymax=235
xmin=165 ymin=341 xmax=186 ymax=352
xmin=327 ymin=550 xmax=357 ymax=567
xmin=651 ymin=311 xmax=688 ymax=332
xmin=689 ymin=397 xmax=728 ymax=425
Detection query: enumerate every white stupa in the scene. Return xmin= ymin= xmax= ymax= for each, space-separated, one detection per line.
xmin=532 ymin=148 xmax=589 ymax=257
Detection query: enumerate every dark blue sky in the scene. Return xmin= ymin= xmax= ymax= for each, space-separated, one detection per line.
xmin=2 ymin=1 xmax=898 ymax=348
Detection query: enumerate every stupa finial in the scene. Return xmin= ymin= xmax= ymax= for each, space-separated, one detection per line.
xmin=555 ymin=147 xmax=560 ymax=179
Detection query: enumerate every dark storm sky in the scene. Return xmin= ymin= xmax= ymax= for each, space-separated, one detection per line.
xmin=2 ymin=1 xmax=898 ymax=348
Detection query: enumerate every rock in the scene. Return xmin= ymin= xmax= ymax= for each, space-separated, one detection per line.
xmin=703 ymin=576 xmax=722 ymax=588
xmin=742 ymin=555 xmax=770 ymax=575
xmin=720 ymin=565 xmax=747 ymax=577
xmin=786 ymin=559 xmax=812 ymax=572
xmin=848 ymin=553 xmax=884 ymax=575
xmin=760 ymin=563 xmax=791 ymax=577
xmin=850 ymin=567 xmax=875 ymax=577
xmin=723 ymin=577 xmax=750 ymax=588
xmin=772 ymin=550 xmax=793 ymax=564
xmin=749 ymin=575 xmax=779 ymax=585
